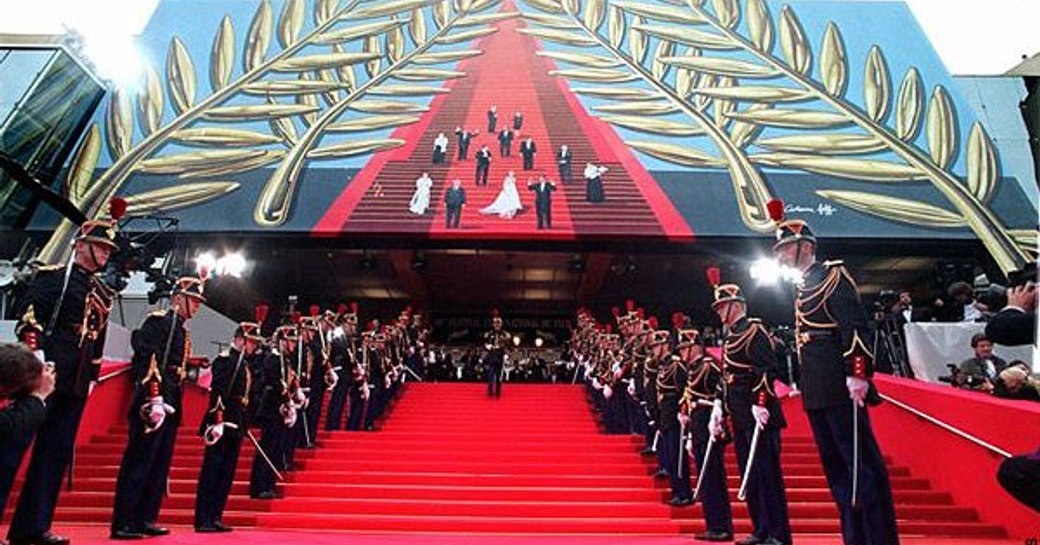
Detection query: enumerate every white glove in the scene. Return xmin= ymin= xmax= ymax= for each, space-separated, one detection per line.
xmin=626 ymin=381 xmax=636 ymax=397
xmin=846 ymin=376 xmax=870 ymax=407
xmin=203 ymin=421 xmax=239 ymax=446
xmin=384 ymin=374 xmax=392 ymax=389
xmin=280 ymin=402 xmax=298 ymax=427
xmin=751 ymin=405 xmax=770 ymax=429
xmin=140 ymin=396 xmax=176 ymax=434
xmin=685 ymin=436 xmax=694 ymax=456
xmin=292 ymin=387 xmax=310 ymax=409
xmin=708 ymin=399 xmax=724 ymax=438
xmin=677 ymin=412 xmax=690 ymax=428
xmin=603 ymin=384 xmax=613 ymax=399
xmin=591 ymin=378 xmax=603 ymax=391
xmin=325 ymin=366 xmax=340 ymax=389
xmin=361 ymin=382 xmax=371 ymax=400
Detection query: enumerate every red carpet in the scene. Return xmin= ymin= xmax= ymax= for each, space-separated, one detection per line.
xmin=4 ymin=383 xmax=1011 ymax=538
xmin=19 ymin=525 xmax=1024 ymax=545
xmin=314 ymin=2 xmax=693 ymax=240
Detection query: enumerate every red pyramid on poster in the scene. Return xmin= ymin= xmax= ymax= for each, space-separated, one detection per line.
xmin=313 ymin=3 xmax=693 ymax=241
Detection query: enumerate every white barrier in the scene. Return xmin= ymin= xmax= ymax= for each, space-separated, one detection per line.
xmin=904 ymin=322 xmax=1035 ymax=382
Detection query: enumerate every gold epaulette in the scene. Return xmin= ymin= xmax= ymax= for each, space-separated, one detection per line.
xmin=748 ymin=318 xmax=763 ymax=325
xmin=149 ymin=309 xmax=169 ymax=318
xmin=218 ymin=350 xmax=231 ymax=358
xmin=823 ymin=259 xmax=845 ymax=268
xmin=38 ymin=264 xmax=63 ymax=272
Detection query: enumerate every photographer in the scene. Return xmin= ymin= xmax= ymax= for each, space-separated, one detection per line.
xmin=956 ymin=334 xmax=1008 ymax=392
xmin=992 ymin=362 xmax=1040 ymax=402
xmin=0 ymin=344 xmax=55 ymax=528
xmin=985 ymin=282 xmax=1037 ymax=346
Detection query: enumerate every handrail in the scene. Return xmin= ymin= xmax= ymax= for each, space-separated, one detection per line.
xmin=96 ymin=364 xmax=132 ymax=384
xmin=879 ymin=393 xmax=1013 ymax=458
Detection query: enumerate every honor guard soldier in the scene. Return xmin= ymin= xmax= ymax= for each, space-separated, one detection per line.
xmin=656 ymin=341 xmax=691 ymax=506
xmin=643 ymin=316 xmax=669 ymax=478
xmin=111 ymin=275 xmax=206 ymax=539
xmin=249 ymin=325 xmax=298 ymax=499
xmin=194 ymin=308 xmax=265 ymax=533
xmin=677 ymin=328 xmax=734 ymax=542
xmin=299 ymin=306 xmax=333 ymax=448
xmin=710 ymin=271 xmax=792 ymax=545
xmin=325 ymin=303 xmax=359 ymax=431
xmin=483 ymin=310 xmax=510 ymax=398
xmin=282 ymin=313 xmax=307 ymax=471
xmin=6 ymin=199 xmax=123 ymax=545
xmin=768 ymin=199 xmax=900 ymax=545
xmin=359 ymin=322 xmax=387 ymax=430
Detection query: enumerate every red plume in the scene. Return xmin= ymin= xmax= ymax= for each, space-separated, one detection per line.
xmin=766 ymin=198 xmax=785 ymax=223
xmin=671 ymin=312 xmax=684 ymax=329
xmin=611 ymin=306 xmax=620 ymax=317
xmin=197 ymin=265 xmax=211 ymax=282
xmin=636 ymin=308 xmax=645 ymax=320
xmin=336 ymin=303 xmax=348 ymax=315
xmin=254 ymin=303 xmax=270 ymax=324
xmin=368 ymin=320 xmax=377 ymax=331
xmin=648 ymin=316 xmax=659 ymax=330
xmin=706 ymin=266 xmax=722 ymax=287
xmin=625 ymin=299 xmax=635 ymax=312
xmin=404 ymin=305 xmax=412 ymax=314
xmin=108 ymin=197 xmax=128 ymax=221
xmin=491 ymin=308 xmax=500 ymax=318
xmin=605 ymin=324 xmax=613 ymax=333
xmin=350 ymin=302 xmax=359 ymax=313
xmin=309 ymin=305 xmax=320 ymax=317
xmin=291 ymin=311 xmax=302 ymax=325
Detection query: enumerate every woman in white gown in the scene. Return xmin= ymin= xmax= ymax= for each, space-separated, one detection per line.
xmin=409 ymin=172 xmax=433 ymax=215
xmin=480 ymin=171 xmax=523 ymax=219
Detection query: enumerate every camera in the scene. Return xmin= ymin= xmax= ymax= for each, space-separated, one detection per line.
xmin=100 ymin=217 xmax=180 ymax=304
xmin=977 ymin=262 xmax=1038 ymax=307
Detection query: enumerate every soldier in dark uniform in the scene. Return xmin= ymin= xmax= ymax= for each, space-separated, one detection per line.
xmin=249 ymin=325 xmax=297 ymax=499
xmin=677 ymin=328 xmax=733 ymax=542
xmin=110 ymin=276 xmax=205 ymax=539
xmin=483 ymin=311 xmax=510 ymax=398
xmin=487 ymin=105 xmax=498 ymax=132
xmin=711 ymin=280 xmax=792 ymax=545
xmin=7 ymin=216 xmax=118 ymax=545
xmin=656 ymin=347 xmax=691 ymax=506
xmin=361 ymin=321 xmax=388 ymax=431
xmin=325 ymin=303 xmax=358 ymax=431
xmin=300 ymin=307 xmax=333 ymax=448
xmin=769 ymin=201 xmax=899 ymax=545
xmin=194 ymin=312 xmax=264 ymax=533
xmin=282 ymin=314 xmax=307 ymax=470
xmin=643 ymin=316 xmax=669 ymax=478
xmin=345 ymin=324 xmax=370 ymax=432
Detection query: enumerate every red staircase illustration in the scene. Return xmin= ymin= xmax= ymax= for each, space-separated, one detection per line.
xmin=314 ymin=7 xmax=692 ymax=240
xmin=6 ymin=383 xmax=1004 ymax=537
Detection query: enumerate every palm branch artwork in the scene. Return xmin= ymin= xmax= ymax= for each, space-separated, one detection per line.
xmin=517 ymin=0 xmax=1036 ymax=273
xmin=41 ymin=0 xmax=1036 ymax=275
xmin=41 ymin=0 xmax=513 ymax=263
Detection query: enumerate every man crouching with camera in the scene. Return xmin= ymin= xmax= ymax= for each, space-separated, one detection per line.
xmin=0 ymin=343 xmax=56 ymax=535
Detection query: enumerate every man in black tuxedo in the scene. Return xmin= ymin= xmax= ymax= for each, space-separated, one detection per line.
xmin=444 ymin=179 xmax=466 ymax=229
xmin=454 ymin=127 xmax=478 ymax=160
xmin=986 ymin=282 xmax=1037 ymax=346
xmin=513 ymin=110 xmax=523 ymax=130
xmin=520 ymin=137 xmax=536 ymax=171
xmin=474 ymin=145 xmax=492 ymax=187
xmin=498 ymin=128 xmax=514 ymax=157
xmin=527 ymin=175 xmax=555 ymax=230
xmin=556 ymin=144 xmax=572 ymax=183
xmin=487 ymin=106 xmax=498 ymax=133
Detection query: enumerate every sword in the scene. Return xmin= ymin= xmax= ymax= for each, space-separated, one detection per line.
xmin=650 ymin=429 xmax=661 ymax=453
xmin=692 ymin=434 xmax=716 ymax=503
xmin=737 ymin=422 xmax=763 ymax=501
xmin=677 ymin=422 xmax=686 ymax=478
xmin=852 ymin=399 xmax=860 ymax=509
xmin=246 ymin=429 xmax=284 ymax=481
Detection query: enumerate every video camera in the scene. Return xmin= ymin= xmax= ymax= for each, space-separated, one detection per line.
xmin=100 ymin=217 xmax=180 ymax=304
xmin=937 ymin=363 xmax=987 ymax=389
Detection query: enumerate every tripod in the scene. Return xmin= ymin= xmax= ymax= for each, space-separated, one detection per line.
xmin=872 ymin=315 xmax=913 ymax=378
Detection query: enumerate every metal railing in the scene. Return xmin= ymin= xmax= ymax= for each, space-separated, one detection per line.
xmin=879 ymin=393 xmax=1013 ymax=458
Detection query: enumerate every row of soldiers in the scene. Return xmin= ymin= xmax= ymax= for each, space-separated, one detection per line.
xmin=573 ymin=202 xmax=900 ymax=545
xmin=109 ymin=297 xmax=427 ymax=538
xmin=5 ymin=204 xmax=428 ymax=542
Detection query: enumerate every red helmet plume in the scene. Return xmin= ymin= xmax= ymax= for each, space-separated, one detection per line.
xmin=290 ymin=311 xmax=302 ymax=325
xmin=109 ymin=196 xmax=128 ymax=221
xmin=309 ymin=305 xmax=320 ymax=317
xmin=766 ymin=198 xmax=785 ymax=223
xmin=625 ymin=299 xmax=636 ymax=312
xmin=337 ymin=303 xmax=348 ymax=315
xmin=647 ymin=316 xmax=658 ymax=330
xmin=671 ymin=312 xmax=685 ymax=329
xmin=254 ymin=303 xmax=270 ymax=324
xmin=706 ymin=266 xmax=722 ymax=287
xmin=611 ymin=306 xmax=620 ymax=317
xmin=350 ymin=302 xmax=359 ymax=313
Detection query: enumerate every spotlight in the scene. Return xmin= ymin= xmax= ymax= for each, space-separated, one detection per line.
xmin=195 ymin=252 xmax=217 ymax=277
xmin=749 ymin=258 xmax=803 ymax=285
xmin=217 ymin=252 xmax=247 ymax=278
xmin=535 ymin=337 xmax=544 ymax=348
xmin=512 ymin=335 xmax=521 ymax=347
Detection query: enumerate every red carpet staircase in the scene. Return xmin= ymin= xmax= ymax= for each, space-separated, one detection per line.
xmin=337 ymin=11 xmax=668 ymax=239
xmin=5 ymin=383 xmax=1008 ymax=537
